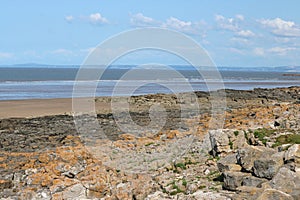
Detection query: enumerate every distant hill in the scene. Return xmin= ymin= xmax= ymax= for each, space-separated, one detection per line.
xmin=0 ymin=64 xmax=299 ymax=72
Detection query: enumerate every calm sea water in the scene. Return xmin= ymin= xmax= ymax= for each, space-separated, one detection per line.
xmin=0 ymin=66 xmax=299 ymax=100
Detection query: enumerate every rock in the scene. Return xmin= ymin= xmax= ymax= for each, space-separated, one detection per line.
xmin=145 ymin=191 xmax=170 ymax=200
xmin=235 ymin=186 xmax=263 ymax=198
xmin=204 ymin=168 xmax=211 ymax=175
xmin=270 ymin=167 xmax=300 ymax=199
xmin=191 ymin=190 xmax=231 ymax=200
xmin=242 ymin=176 xmax=266 ymax=187
xmin=58 ymin=183 xmax=87 ymax=200
xmin=284 ymin=144 xmax=300 ymax=164
xmin=223 ymin=171 xmax=267 ymax=191
xmin=229 ymin=130 xmax=247 ymax=150
xmin=115 ymin=182 xmax=133 ymax=200
xmin=223 ymin=171 xmax=245 ymax=191
xmin=217 ymin=154 xmax=241 ymax=172
xmin=253 ymin=152 xmax=284 ymax=179
xmin=186 ymin=183 xmax=198 ymax=194
xmin=257 ymin=189 xmax=294 ymax=200
xmin=0 ymin=180 xmax=13 ymax=190
xmin=200 ymin=132 xmax=213 ymax=154
xmin=209 ymin=129 xmax=231 ymax=157
xmin=236 ymin=146 xmax=275 ymax=172
xmin=33 ymin=189 xmax=51 ymax=200
xmin=278 ymin=144 xmax=292 ymax=152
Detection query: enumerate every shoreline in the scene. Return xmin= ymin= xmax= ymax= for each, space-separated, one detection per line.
xmin=0 ymin=85 xmax=299 ymax=199
xmin=0 ymin=85 xmax=299 ymax=119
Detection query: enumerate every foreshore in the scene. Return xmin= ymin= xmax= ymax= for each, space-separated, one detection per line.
xmin=0 ymin=85 xmax=299 ymax=119
xmin=0 ymin=86 xmax=299 ymax=199
xmin=0 ymin=98 xmax=112 ymax=119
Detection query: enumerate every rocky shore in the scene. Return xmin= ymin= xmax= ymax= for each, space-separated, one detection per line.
xmin=0 ymin=86 xmax=299 ymax=199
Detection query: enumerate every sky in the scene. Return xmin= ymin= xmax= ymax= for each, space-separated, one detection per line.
xmin=1 ymin=0 xmax=300 ymax=67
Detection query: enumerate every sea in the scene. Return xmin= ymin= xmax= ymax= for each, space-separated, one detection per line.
xmin=0 ymin=65 xmax=299 ymax=100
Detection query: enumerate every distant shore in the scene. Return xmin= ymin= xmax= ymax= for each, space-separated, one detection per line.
xmin=283 ymin=73 xmax=300 ymax=76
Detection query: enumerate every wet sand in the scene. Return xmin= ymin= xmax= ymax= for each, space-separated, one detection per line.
xmin=0 ymin=98 xmax=112 ymax=119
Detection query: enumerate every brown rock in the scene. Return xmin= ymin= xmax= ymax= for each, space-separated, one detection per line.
xmin=0 ymin=179 xmax=13 ymax=190
xmin=257 ymin=189 xmax=293 ymax=200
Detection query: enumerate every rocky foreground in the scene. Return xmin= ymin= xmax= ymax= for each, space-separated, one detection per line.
xmin=0 ymin=87 xmax=299 ymax=199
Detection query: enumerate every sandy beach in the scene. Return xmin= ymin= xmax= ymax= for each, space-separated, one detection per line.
xmin=0 ymin=98 xmax=114 ymax=119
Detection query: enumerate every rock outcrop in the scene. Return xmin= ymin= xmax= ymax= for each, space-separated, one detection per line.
xmin=0 ymin=87 xmax=299 ymax=199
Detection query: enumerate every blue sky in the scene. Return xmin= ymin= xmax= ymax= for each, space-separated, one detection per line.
xmin=1 ymin=0 xmax=300 ymax=67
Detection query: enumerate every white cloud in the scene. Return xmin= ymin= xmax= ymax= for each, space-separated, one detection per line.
xmin=253 ymin=46 xmax=296 ymax=57
xmin=162 ymin=17 xmax=202 ymax=35
xmin=236 ymin=30 xmax=255 ymax=38
xmin=230 ymin=37 xmax=251 ymax=45
xmin=130 ymin=13 xmax=158 ymax=27
xmin=268 ymin=47 xmax=296 ymax=55
xmin=51 ymin=49 xmax=73 ymax=55
xmin=228 ymin=47 xmax=245 ymax=55
xmin=259 ymin=18 xmax=300 ymax=37
xmin=215 ymin=14 xmax=242 ymax=31
xmin=130 ymin=13 xmax=205 ymax=35
xmin=253 ymin=48 xmax=265 ymax=56
xmin=235 ymin=14 xmax=244 ymax=21
xmin=65 ymin=15 xmax=74 ymax=23
xmin=89 ymin=13 xmax=108 ymax=24
xmin=65 ymin=13 xmax=108 ymax=25
xmin=0 ymin=52 xmax=13 ymax=59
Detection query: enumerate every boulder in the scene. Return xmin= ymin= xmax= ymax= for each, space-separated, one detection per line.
xmin=234 ymin=186 xmax=263 ymax=200
xmin=223 ymin=171 xmax=245 ymax=191
xmin=236 ymin=146 xmax=275 ymax=172
xmin=253 ymin=152 xmax=284 ymax=179
xmin=209 ymin=129 xmax=249 ymax=157
xmin=228 ymin=130 xmax=248 ymax=150
xmin=284 ymin=144 xmax=300 ymax=164
xmin=257 ymin=189 xmax=293 ymax=200
xmin=242 ymin=176 xmax=266 ymax=187
xmin=53 ymin=183 xmax=87 ymax=200
xmin=217 ymin=154 xmax=241 ymax=172
xmin=209 ymin=129 xmax=231 ymax=157
xmin=270 ymin=167 xmax=300 ymax=199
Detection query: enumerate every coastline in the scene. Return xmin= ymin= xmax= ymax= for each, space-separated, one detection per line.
xmin=0 ymin=86 xmax=299 ymax=199
xmin=0 ymin=85 xmax=299 ymax=119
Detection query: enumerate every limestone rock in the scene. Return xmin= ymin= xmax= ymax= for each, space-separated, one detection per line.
xmin=284 ymin=144 xmax=300 ymax=164
xmin=145 ymin=191 xmax=170 ymax=200
xmin=242 ymin=176 xmax=266 ymax=187
xmin=270 ymin=167 xmax=300 ymax=199
xmin=217 ymin=154 xmax=241 ymax=172
xmin=191 ymin=190 xmax=231 ymax=200
xmin=257 ymin=189 xmax=294 ymax=200
xmin=223 ymin=171 xmax=245 ymax=191
xmin=209 ymin=129 xmax=231 ymax=157
xmin=236 ymin=146 xmax=275 ymax=172
xmin=56 ymin=183 xmax=87 ymax=200
xmin=235 ymin=186 xmax=263 ymax=199
xmin=253 ymin=152 xmax=284 ymax=179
